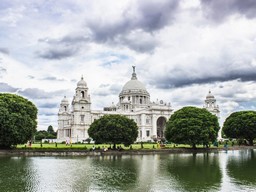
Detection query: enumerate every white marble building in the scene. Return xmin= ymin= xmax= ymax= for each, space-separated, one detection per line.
xmin=57 ymin=67 xmax=173 ymax=142
xmin=57 ymin=67 xmax=220 ymax=143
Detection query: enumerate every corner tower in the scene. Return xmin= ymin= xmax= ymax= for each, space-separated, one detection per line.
xmin=71 ymin=76 xmax=91 ymax=139
xmin=57 ymin=96 xmax=71 ymax=139
xmin=204 ymin=90 xmax=220 ymax=117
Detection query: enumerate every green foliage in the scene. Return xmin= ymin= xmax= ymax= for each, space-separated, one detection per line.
xmin=165 ymin=106 xmax=219 ymax=148
xmin=34 ymin=130 xmax=56 ymax=141
xmin=0 ymin=93 xmax=37 ymax=148
xmin=34 ymin=125 xmax=57 ymax=141
xmin=34 ymin=131 xmax=47 ymax=141
xmin=47 ymin=125 xmax=55 ymax=135
xmin=47 ymin=125 xmax=57 ymax=138
xmin=88 ymin=114 xmax=138 ymax=147
xmin=223 ymin=111 xmax=256 ymax=146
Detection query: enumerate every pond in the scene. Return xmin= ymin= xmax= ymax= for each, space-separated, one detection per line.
xmin=0 ymin=149 xmax=255 ymax=191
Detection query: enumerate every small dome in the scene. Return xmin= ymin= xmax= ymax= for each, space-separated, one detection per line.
xmin=206 ymin=91 xmax=215 ymax=99
xmin=61 ymin=96 xmax=69 ymax=104
xmin=77 ymin=76 xmax=87 ymax=88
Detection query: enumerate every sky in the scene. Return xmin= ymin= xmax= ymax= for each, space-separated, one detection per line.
xmin=0 ymin=0 xmax=256 ymax=131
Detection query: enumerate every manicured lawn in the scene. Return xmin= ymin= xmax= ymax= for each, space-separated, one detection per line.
xmin=16 ymin=143 xmax=225 ymax=150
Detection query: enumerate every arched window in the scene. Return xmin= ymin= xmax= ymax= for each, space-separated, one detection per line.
xmin=64 ymin=106 xmax=67 ymax=111
xmin=157 ymin=117 xmax=167 ymax=138
xmin=81 ymin=91 xmax=85 ymax=98
xmin=146 ymin=130 xmax=150 ymax=137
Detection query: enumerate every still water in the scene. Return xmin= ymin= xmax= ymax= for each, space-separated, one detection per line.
xmin=0 ymin=150 xmax=256 ymax=192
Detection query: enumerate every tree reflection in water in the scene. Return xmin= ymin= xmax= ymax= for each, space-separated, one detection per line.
xmin=227 ymin=149 xmax=256 ymax=186
xmin=0 ymin=157 xmax=38 ymax=192
xmin=90 ymin=155 xmax=139 ymax=191
xmin=166 ymin=153 xmax=222 ymax=192
xmin=1 ymin=151 xmax=256 ymax=191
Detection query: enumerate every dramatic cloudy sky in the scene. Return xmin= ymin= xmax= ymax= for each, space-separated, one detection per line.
xmin=1 ymin=0 xmax=256 ymax=130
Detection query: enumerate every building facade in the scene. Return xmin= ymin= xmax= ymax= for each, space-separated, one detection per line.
xmin=57 ymin=67 xmax=173 ymax=142
xmin=57 ymin=67 xmax=220 ymax=143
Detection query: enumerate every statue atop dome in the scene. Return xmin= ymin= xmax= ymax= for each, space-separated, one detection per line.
xmin=131 ymin=66 xmax=137 ymax=80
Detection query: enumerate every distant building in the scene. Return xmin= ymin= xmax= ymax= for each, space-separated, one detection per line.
xmin=57 ymin=67 xmax=173 ymax=142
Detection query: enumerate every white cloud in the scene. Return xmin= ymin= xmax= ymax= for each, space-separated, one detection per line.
xmin=0 ymin=0 xmax=256 ymax=130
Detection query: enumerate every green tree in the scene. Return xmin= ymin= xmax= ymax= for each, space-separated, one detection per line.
xmin=34 ymin=126 xmax=57 ymax=141
xmin=47 ymin=125 xmax=54 ymax=135
xmin=88 ymin=114 xmax=138 ymax=148
xmin=165 ymin=106 xmax=219 ymax=149
xmin=34 ymin=130 xmax=48 ymax=141
xmin=0 ymin=93 xmax=37 ymax=148
xmin=47 ymin=125 xmax=57 ymax=138
xmin=223 ymin=111 xmax=256 ymax=146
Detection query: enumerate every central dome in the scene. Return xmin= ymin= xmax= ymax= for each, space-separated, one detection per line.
xmin=120 ymin=66 xmax=149 ymax=96
xmin=122 ymin=79 xmax=147 ymax=92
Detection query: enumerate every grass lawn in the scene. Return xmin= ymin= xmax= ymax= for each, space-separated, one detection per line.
xmin=16 ymin=142 xmax=226 ymax=150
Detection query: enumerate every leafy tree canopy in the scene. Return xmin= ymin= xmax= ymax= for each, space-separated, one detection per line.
xmin=47 ymin=125 xmax=55 ymax=135
xmin=165 ymin=106 xmax=219 ymax=148
xmin=223 ymin=111 xmax=256 ymax=145
xmin=34 ymin=125 xmax=57 ymax=141
xmin=35 ymin=130 xmax=48 ymax=141
xmin=0 ymin=93 xmax=37 ymax=148
xmin=88 ymin=114 xmax=138 ymax=148
xmin=34 ymin=129 xmax=56 ymax=141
